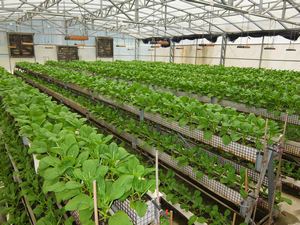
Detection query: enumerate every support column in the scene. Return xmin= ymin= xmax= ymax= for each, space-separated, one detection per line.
xmin=259 ymin=36 xmax=265 ymax=69
xmin=169 ymin=40 xmax=175 ymax=63
xmin=194 ymin=38 xmax=198 ymax=65
xmin=135 ymin=38 xmax=140 ymax=60
xmin=219 ymin=34 xmax=227 ymax=66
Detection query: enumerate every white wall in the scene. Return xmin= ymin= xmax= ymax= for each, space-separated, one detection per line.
xmin=35 ymin=45 xmax=57 ymax=64
xmin=78 ymin=46 xmax=96 ymax=61
xmin=1 ymin=25 xmax=300 ymax=72
xmin=139 ymin=36 xmax=300 ymax=71
xmin=0 ymin=20 xmax=136 ymax=71
xmin=0 ymin=31 xmax=10 ymax=71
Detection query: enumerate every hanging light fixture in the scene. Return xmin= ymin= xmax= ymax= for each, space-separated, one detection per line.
xmin=286 ymin=47 xmax=296 ymax=52
xmin=286 ymin=31 xmax=296 ymax=51
xmin=237 ymin=17 xmax=251 ymax=49
xmin=264 ymin=46 xmax=276 ymax=50
xmin=116 ymin=35 xmax=126 ymax=47
xmin=264 ymin=20 xmax=276 ymax=50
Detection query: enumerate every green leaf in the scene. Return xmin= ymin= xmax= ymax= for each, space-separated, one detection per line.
xmin=29 ymin=139 xmax=48 ymax=154
xmin=42 ymin=181 xmax=66 ymax=193
xmin=130 ymin=200 xmax=148 ymax=217
xmin=38 ymin=156 xmax=60 ymax=172
xmin=65 ymin=194 xmax=93 ymax=211
xmin=230 ymin=132 xmax=241 ymax=142
xmin=196 ymin=171 xmax=204 ymax=180
xmin=78 ymin=209 xmax=94 ymax=225
xmin=64 ymin=134 xmax=79 ymax=158
xmin=176 ymin=156 xmax=188 ymax=166
xmin=65 ymin=181 xmax=83 ymax=190
xmin=188 ymin=215 xmax=197 ymax=225
xmin=240 ymin=188 xmax=248 ymax=199
xmin=222 ymin=135 xmax=231 ymax=145
xmin=82 ymin=159 xmax=99 ymax=176
xmin=108 ymin=175 xmax=133 ymax=201
xmin=56 ymin=188 xmax=80 ymax=202
xmin=76 ymin=151 xmax=90 ymax=165
xmin=203 ymin=130 xmax=213 ymax=141
xmin=108 ymin=211 xmax=133 ymax=225
xmin=281 ymin=196 xmax=292 ymax=205
xmin=197 ymin=216 xmax=207 ymax=223
xmin=42 ymin=167 xmax=61 ymax=181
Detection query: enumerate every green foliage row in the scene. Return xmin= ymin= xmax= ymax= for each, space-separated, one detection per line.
xmin=17 ymin=62 xmax=281 ymax=149
xmin=0 ymin=68 xmax=155 ymax=225
xmin=21 ymin=71 xmax=250 ymax=197
xmin=46 ymin=60 xmax=300 ymax=115
xmin=0 ymin=109 xmax=70 ymax=225
xmin=24 ymin=73 xmax=238 ymax=225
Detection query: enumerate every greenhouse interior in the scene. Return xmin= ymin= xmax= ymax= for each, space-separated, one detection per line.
xmin=0 ymin=0 xmax=299 ymax=225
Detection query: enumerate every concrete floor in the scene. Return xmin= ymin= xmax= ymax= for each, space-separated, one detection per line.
xmin=275 ymin=193 xmax=300 ymax=225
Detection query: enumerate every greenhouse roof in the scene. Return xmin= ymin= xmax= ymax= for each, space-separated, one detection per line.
xmin=0 ymin=0 xmax=300 ymax=38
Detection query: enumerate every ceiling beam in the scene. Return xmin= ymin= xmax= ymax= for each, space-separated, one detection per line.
xmin=17 ymin=0 xmax=63 ymax=24
xmin=183 ymin=0 xmax=300 ymax=26
xmin=286 ymin=0 xmax=300 ymax=13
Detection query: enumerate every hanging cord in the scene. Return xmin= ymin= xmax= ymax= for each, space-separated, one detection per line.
xmin=246 ymin=15 xmax=250 ymax=46
xmin=63 ymin=0 xmax=67 ymax=36
xmin=271 ymin=20 xmax=276 ymax=47
xmin=239 ymin=14 xmax=245 ymax=45
xmin=209 ymin=5 xmax=214 ymax=42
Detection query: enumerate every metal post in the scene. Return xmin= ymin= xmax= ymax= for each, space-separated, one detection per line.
xmin=135 ymin=38 xmax=140 ymax=60
xmin=259 ymin=36 xmax=265 ymax=68
xmin=194 ymin=38 xmax=198 ymax=65
xmin=155 ymin=150 xmax=160 ymax=224
xmin=169 ymin=40 xmax=175 ymax=63
xmin=220 ymin=34 xmax=227 ymax=66
xmin=154 ymin=44 xmax=157 ymax=62
xmin=282 ymin=0 xmax=286 ymax=19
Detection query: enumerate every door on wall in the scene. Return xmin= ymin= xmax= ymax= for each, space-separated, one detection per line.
xmin=96 ymin=37 xmax=113 ymax=58
xmin=57 ymin=46 xmax=79 ymax=61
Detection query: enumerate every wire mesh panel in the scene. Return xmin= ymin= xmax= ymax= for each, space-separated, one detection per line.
xmin=199 ymin=146 xmax=268 ymax=186
xmin=151 ymin=84 xmax=300 ymax=125
xmin=20 ymin=67 xmax=299 ymax=161
xmin=27 ymin=69 xmax=299 ymax=161
xmin=135 ymin=139 xmax=243 ymax=206
xmin=143 ymin=112 xmax=258 ymax=162
xmin=112 ymin=199 xmax=155 ymax=225
xmin=160 ymin=150 xmax=243 ymax=205
xmin=88 ymin=93 xmax=259 ymax=162
xmin=145 ymin=84 xmax=299 ymax=125
xmin=220 ymin=99 xmax=300 ymax=125
xmin=282 ymin=176 xmax=300 ymax=191
xmin=18 ymin=72 xmax=274 ymax=215
xmin=284 ymin=141 xmax=300 ymax=158
xmin=70 ymin=211 xmax=82 ymax=225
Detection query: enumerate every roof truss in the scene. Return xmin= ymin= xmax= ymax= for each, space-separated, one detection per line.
xmin=0 ymin=0 xmax=299 ymax=38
